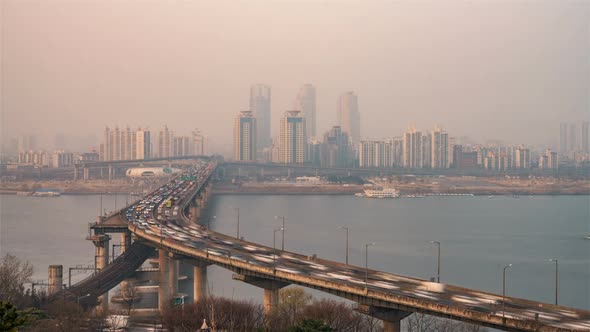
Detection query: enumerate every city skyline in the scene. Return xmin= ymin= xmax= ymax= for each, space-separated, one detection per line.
xmin=2 ymin=1 xmax=588 ymax=154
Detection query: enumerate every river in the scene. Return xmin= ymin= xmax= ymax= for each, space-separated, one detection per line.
xmin=1 ymin=194 xmax=588 ymax=310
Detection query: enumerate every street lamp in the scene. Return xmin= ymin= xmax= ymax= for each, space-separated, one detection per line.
xmin=77 ymin=293 xmax=91 ymax=306
xmin=207 ymin=215 xmax=216 ymax=230
xmin=549 ymin=259 xmax=558 ymax=305
xmin=502 ymin=264 xmax=512 ymax=320
xmin=273 ymin=228 xmax=284 ymax=266
xmin=364 ymin=243 xmax=376 ymax=290
xmin=430 ymin=241 xmax=441 ymax=283
xmin=274 ymin=216 xmax=287 ymax=251
xmin=338 ymin=226 xmax=350 ymax=264
xmin=235 ymin=207 xmax=240 ymax=239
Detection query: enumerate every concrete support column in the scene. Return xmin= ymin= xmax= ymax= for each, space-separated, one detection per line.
xmin=354 ymin=305 xmax=410 ymax=332
xmin=83 ymin=167 xmax=89 ymax=181
xmin=158 ymin=249 xmax=170 ymax=311
xmin=91 ymin=234 xmax=110 ymax=312
xmin=121 ymin=231 xmax=131 ymax=253
xmin=100 ymin=167 xmax=104 ymax=178
xmin=383 ymin=321 xmax=402 ymax=332
xmin=168 ymin=259 xmax=178 ymax=300
xmin=193 ymin=262 xmax=208 ymax=304
xmin=263 ymin=288 xmax=280 ymax=314
xmin=74 ymin=166 xmax=79 ymax=181
xmin=108 ymin=165 xmax=113 ymax=181
xmin=232 ymin=274 xmax=289 ymax=315
xmin=48 ymin=265 xmax=63 ymax=295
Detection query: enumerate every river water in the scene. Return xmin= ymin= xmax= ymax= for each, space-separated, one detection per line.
xmin=1 ymin=194 xmax=589 ymax=310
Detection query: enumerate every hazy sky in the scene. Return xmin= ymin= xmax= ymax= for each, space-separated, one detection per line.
xmin=1 ymin=0 xmax=589 ymax=154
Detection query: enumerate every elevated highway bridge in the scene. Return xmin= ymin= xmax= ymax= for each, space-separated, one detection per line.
xmin=49 ymin=158 xmax=590 ymax=332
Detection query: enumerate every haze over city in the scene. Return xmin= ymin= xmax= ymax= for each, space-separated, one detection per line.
xmin=2 ymin=0 xmax=588 ymax=154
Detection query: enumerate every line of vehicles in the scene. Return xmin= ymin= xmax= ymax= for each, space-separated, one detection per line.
xmin=122 ymin=160 xmax=590 ymax=331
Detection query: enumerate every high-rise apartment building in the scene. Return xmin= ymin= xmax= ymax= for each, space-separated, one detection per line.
xmin=192 ymin=129 xmax=206 ymax=156
xmin=295 ymin=84 xmax=316 ymax=141
xmin=390 ymin=138 xmax=403 ymax=166
xmin=337 ymin=92 xmax=360 ymax=147
xmin=515 ymin=147 xmax=531 ymax=169
xmin=233 ymin=111 xmax=257 ymax=161
xmin=560 ymin=123 xmax=568 ymax=153
xmin=279 ymin=110 xmax=307 ymax=164
xmin=431 ymin=125 xmax=449 ymax=169
xmin=539 ymin=148 xmax=559 ymax=169
xmin=173 ymin=136 xmax=191 ymax=157
xmin=422 ymin=133 xmax=432 ymax=168
xmin=17 ymin=135 xmax=37 ymax=152
xmin=359 ymin=140 xmax=392 ymax=168
xmin=582 ymin=121 xmax=589 ymax=153
xmin=52 ymin=151 xmax=74 ymax=168
xmin=250 ymin=84 xmax=271 ymax=150
xmin=158 ymin=125 xmax=174 ymax=158
xmin=320 ymin=126 xmax=351 ymax=168
xmin=569 ymin=123 xmax=577 ymax=151
xmin=136 ymin=129 xmax=151 ymax=160
xmin=100 ymin=126 xmax=144 ymax=161
xmin=403 ymin=126 xmax=422 ymax=168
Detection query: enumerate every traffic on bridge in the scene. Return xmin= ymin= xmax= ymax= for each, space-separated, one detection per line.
xmin=117 ymin=159 xmax=590 ymax=332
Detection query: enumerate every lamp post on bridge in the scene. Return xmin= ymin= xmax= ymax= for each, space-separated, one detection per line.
xmin=274 ymin=216 xmax=287 ymax=251
xmin=338 ymin=226 xmax=350 ymax=265
xmin=235 ymin=207 xmax=240 ymax=240
xmin=429 ymin=241 xmax=441 ymax=283
xmin=364 ymin=242 xmax=376 ymax=291
xmin=502 ymin=264 xmax=512 ymax=321
xmin=273 ymin=228 xmax=284 ymax=267
xmin=549 ymin=259 xmax=558 ymax=305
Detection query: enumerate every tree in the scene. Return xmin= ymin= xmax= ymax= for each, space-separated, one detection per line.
xmin=0 ymin=254 xmax=33 ymax=307
xmin=0 ymin=301 xmax=28 ymax=331
xmin=279 ymin=287 xmax=312 ymax=326
xmin=120 ymin=281 xmax=139 ymax=316
xmin=288 ymin=318 xmax=334 ymax=332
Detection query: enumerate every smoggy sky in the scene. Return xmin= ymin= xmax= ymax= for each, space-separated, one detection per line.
xmin=1 ymin=0 xmax=589 ymax=153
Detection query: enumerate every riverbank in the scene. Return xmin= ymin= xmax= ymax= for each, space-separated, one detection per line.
xmin=1 ymin=176 xmax=588 ymax=196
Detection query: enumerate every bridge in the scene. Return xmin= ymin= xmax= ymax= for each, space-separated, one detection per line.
xmin=72 ymin=155 xmax=208 ymax=181
xmin=48 ymin=158 xmax=590 ymax=332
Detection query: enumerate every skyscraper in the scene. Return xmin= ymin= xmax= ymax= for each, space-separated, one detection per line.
xmin=559 ymin=123 xmax=568 ymax=153
xmin=279 ymin=110 xmax=306 ymax=164
xmin=136 ymin=128 xmax=151 ymax=160
xmin=250 ymin=84 xmax=271 ymax=150
xmin=431 ymin=125 xmax=449 ymax=169
xmin=515 ymin=147 xmax=531 ymax=169
xmin=569 ymin=123 xmax=577 ymax=151
xmin=337 ymin=92 xmax=360 ymax=147
xmin=158 ymin=125 xmax=174 ymax=158
xmin=403 ymin=126 xmax=422 ymax=168
xmin=295 ymin=84 xmax=316 ymax=141
xmin=233 ymin=111 xmax=257 ymax=161
xmin=192 ymin=129 xmax=206 ymax=156
xmin=359 ymin=140 xmax=392 ymax=168
xmin=320 ymin=126 xmax=351 ymax=168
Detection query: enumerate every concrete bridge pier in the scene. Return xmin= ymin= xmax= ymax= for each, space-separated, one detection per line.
xmin=158 ymin=250 xmax=178 ymax=310
xmin=232 ymin=274 xmax=289 ymax=315
xmin=108 ymin=164 xmax=113 ymax=181
xmin=74 ymin=165 xmax=79 ymax=181
xmin=191 ymin=260 xmax=210 ymax=304
xmin=189 ymin=204 xmax=199 ymax=224
xmin=83 ymin=167 xmax=90 ymax=181
xmin=90 ymin=234 xmax=110 ymax=312
xmin=158 ymin=249 xmax=169 ymax=311
xmin=120 ymin=231 xmax=132 ymax=292
xmin=100 ymin=167 xmax=104 ymax=178
xmin=355 ymin=304 xmax=411 ymax=332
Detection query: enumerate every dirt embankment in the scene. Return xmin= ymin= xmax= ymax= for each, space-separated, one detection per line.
xmin=214 ymin=177 xmax=590 ymax=195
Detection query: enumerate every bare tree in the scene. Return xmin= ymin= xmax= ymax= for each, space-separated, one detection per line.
xmin=0 ymin=253 xmax=34 ymax=307
xmin=120 ymin=281 xmax=139 ymax=316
